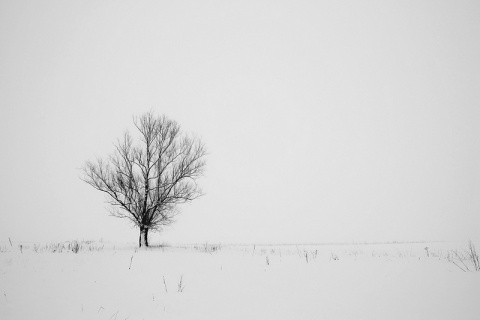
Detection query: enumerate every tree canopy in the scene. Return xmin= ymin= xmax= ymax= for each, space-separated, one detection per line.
xmin=82 ymin=112 xmax=206 ymax=246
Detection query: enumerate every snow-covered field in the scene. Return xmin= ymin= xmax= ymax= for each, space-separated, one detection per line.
xmin=1 ymin=241 xmax=479 ymax=320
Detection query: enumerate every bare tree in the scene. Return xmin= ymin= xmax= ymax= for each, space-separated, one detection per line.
xmin=82 ymin=112 xmax=206 ymax=247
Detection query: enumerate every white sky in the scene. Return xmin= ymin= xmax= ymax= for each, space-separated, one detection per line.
xmin=1 ymin=0 xmax=479 ymax=244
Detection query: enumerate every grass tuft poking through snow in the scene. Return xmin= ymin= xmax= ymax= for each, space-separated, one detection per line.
xmin=467 ymin=240 xmax=480 ymax=271
xmin=177 ymin=275 xmax=185 ymax=293
xmin=448 ymin=240 xmax=480 ymax=272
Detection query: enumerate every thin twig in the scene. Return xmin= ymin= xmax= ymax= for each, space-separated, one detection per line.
xmin=453 ymin=250 xmax=470 ymax=272
xmin=452 ymin=260 xmax=466 ymax=272
xmin=177 ymin=275 xmax=185 ymax=292
xmin=163 ymin=276 xmax=168 ymax=293
xmin=110 ymin=311 xmax=119 ymax=320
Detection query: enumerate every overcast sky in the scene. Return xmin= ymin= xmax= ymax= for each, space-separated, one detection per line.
xmin=1 ymin=0 xmax=479 ymax=245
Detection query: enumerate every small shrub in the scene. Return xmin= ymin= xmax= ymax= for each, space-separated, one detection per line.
xmin=70 ymin=241 xmax=80 ymax=254
xmin=194 ymin=243 xmax=222 ymax=253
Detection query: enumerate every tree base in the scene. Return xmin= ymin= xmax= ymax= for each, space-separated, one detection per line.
xmin=139 ymin=227 xmax=149 ymax=247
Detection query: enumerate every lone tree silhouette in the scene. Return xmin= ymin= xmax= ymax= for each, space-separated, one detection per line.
xmin=82 ymin=112 xmax=206 ymax=247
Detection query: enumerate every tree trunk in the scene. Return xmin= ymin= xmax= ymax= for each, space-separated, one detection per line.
xmin=139 ymin=226 xmax=149 ymax=247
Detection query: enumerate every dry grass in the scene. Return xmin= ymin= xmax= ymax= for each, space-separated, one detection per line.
xmin=6 ymin=241 xmax=106 ymax=254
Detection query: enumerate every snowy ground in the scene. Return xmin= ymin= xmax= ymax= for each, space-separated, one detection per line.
xmin=1 ymin=240 xmax=479 ymax=320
